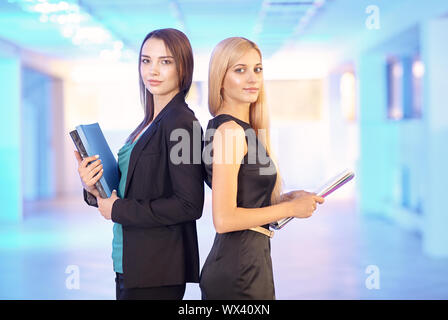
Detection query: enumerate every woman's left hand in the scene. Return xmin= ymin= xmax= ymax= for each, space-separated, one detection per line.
xmin=280 ymin=190 xmax=309 ymax=202
xmin=97 ymin=190 xmax=120 ymax=220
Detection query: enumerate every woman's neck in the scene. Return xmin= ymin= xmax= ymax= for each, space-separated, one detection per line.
xmin=218 ymin=101 xmax=251 ymax=124
xmin=132 ymin=90 xmax=179 ymax=144
xmin=153 ymin=90 xmax=179 ymax=118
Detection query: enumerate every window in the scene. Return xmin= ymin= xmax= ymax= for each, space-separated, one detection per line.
xmin=386 ymin=56 xmax=423 ymax=120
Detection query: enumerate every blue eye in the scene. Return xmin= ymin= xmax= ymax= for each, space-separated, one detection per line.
xmin=235 ymin=68 xmax=245 ymax=73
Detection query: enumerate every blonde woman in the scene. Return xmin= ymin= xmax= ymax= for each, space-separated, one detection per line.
xmin=199 ymin=37 xmax=324 ymax=299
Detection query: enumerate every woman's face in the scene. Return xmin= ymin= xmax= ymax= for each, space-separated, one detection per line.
xmin=222 ymin=48 xmax=263 ymax=106
xmin=140 ymin=37 xmax=179 ymax=97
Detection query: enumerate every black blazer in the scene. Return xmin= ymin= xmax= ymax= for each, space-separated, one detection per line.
xmin=84 ymin=92 xmax=204 ymax=289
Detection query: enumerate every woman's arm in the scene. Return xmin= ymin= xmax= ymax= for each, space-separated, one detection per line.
xmin=211 ymin=121 xmax=322 ymax=234
xmin=83 ymin=189 xmax=98 ymax=207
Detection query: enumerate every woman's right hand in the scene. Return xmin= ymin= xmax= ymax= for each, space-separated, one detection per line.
xmin=74 ymin=151 xmax=103 ymax=198
xmin=288 ymin=191 xmax=324 ymax=218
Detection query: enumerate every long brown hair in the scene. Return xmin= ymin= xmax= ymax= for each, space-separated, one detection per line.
xmin=208 ymin=37 xmax=282 ymax=204
xmin=126 ymin=28 xmax=194 ymax=144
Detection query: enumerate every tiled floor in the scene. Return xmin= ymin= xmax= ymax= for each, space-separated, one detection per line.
xmin=0 ymin=190 xmax=447 ymax=300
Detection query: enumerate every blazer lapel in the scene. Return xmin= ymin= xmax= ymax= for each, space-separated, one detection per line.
xmin=123 ymin=122 xmax=159 ymax=198
xmin=123 ymin=91 xmax=187 ymax=198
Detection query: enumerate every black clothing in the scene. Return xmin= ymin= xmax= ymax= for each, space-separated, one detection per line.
xmin=84 ymin=92 xmax=204 ymax=290
xmin=115 ymin=273 xmax=185 ymax=300
xmin=200 ymin=114 xmax=276 ymax=300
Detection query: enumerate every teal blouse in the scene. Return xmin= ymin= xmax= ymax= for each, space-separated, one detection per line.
xmin=112 ymin=137 xmax=139 ymax=274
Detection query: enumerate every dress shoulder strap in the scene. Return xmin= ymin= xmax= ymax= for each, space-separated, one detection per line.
xmin=208 ymin=114 xmax=251 ymax=131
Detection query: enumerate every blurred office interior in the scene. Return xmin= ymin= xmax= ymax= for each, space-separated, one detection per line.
xmin=0 ymin=0 xmax=447 ymax=299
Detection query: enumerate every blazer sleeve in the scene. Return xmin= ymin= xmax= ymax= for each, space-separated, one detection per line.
xmin=83 ymin=188 xmax=98 ymax=208
xmin=111 ymin=114 xmax=204 ymax=228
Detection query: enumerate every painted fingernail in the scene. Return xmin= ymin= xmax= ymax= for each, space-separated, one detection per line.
xmin=95 ymin=155 xmax=99 ymax=158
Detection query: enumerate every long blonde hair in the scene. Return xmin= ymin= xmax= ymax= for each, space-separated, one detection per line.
xmin=208 ymin=37 xmax=282 ymax=204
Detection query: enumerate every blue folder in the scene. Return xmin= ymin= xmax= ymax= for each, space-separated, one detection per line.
xmin=70 ymin=123 xmax=119 ymax=198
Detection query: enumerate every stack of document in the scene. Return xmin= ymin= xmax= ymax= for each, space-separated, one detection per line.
xmin=314 ymin=169 xmax=355 ymax=198
xmin=270 ymin=169 xmax=355 ymax=230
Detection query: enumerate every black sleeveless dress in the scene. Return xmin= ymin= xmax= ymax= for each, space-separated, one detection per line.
xmin=200 ymin=114 xmax=277 ymax=300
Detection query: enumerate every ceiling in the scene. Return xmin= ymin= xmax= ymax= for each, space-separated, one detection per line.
xmin=1 ymin=0 xmax=448 ymax=65
xmin=1 ymin=0 xmax=332 ymax=60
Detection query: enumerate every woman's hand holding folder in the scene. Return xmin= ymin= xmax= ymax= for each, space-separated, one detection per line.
xmin=96 ymin=189 xmax=119 ymax=220
xmin=75 ymin=150 xmax=120 ymax=220
xmin=74 ymin=150 xmax=103 ymax=198
xmin=283 ymin=190 xmax=325 ymax=218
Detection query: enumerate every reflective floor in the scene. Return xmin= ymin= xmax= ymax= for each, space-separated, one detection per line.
xmin=1 ymin=190 xmax=447 ymax=300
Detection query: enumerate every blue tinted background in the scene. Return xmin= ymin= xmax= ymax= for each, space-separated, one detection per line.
xmin=0 ymin=0 xmax=447 ymax=299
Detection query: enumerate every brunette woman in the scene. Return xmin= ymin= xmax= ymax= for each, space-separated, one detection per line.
xmin=75 ymin=28 xmax=204 ymax=300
